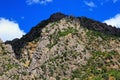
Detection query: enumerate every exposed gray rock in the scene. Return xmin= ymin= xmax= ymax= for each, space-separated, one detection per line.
xmin=0 ymin=13 xmax=120 ymax=80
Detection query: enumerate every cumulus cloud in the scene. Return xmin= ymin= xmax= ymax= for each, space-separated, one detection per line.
xmin=103 ymin=14 xmax=120 ymax=28
xmin=84 ymin=1 xmax=96 ymax=8
xmin=26 ymin=0 xmax=53 ymax=5
xmin=0 ymin=18 xmax=26 ymax=42
xmin=100 ymin=0 xmax=119 ymax=4
xmin=113 ymin=0 xmax=118 ymax=3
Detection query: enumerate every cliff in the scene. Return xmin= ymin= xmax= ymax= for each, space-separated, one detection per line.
xmin=0 ymin=12 xmax=120 ymax=80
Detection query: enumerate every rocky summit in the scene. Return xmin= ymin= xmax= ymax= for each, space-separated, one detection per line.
xmin=0 ymin=12 xmax=120 ymax=80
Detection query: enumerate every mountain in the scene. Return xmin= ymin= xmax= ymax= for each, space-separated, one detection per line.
xmin=0 ymin=12 xmax=120 ymax=80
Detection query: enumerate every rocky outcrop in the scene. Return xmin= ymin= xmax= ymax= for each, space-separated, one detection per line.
xmin=5 ymin=13 xmax=120 ymax=59
xmin=6 ymin=13 xmax=120 ymax=59
xmin=1 ymin=12 xmax=120 ymax=80
xmin=5 ymin=12 xmax=67 ymax=58
xmin=27 ymin=17 xmax=120 ymax=79
xmin=79 ymin=17 xmax=120 ymax=36
xmin=49 ymin=12 xmax=66 ymax=21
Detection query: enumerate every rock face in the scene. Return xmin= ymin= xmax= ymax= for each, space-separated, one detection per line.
xmin=79 ymin=17 xmax=120 ymax=36
xmin=0 ymin=12 xmax=120 ymax=80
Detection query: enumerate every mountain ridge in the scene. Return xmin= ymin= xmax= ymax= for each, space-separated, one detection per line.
xmin=5 ymin=12 xmax=120 ymax=58
xmin=0 ymin=12 xmax=120 ymax=80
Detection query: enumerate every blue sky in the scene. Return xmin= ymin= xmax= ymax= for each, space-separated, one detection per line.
xmin=0 ymin=0 xmax=120 ymax=41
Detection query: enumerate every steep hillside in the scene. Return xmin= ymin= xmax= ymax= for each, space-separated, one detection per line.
xmin=0 ymin=12 xmax=120 ymax=80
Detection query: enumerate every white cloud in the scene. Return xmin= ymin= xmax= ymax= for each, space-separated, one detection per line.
xmin=26 ymin=0 xmax=53 ymax=5
xmin=26 ymin=0 xmax=40 ymax=5
xmin=103 ymin=14 xmax=120 ymax=28
xmin=21 ymin=16 xmax=25 ymax=19
xmin=99 ymin=0 xmax=108 ymax=5
xmin=113 ymin=0 xmax=118 ymax=3
xmin=0 ymin=18 xmax=26 ymax=42
xmin=84 ymin=1 xmax=96 ymax=8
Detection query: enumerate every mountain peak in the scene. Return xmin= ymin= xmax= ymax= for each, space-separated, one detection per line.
xmin=2 ymin=12 xmax=120 ymax=80
xmin=49 ymin=12 xmax=67 ymax=21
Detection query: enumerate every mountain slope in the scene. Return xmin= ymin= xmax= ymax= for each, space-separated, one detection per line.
xmin=0 ymin=12 xmax=120 ymax=80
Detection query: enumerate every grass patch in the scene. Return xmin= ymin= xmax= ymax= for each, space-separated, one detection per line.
xmin=47 ymin=27 xmax=77 ymax=49
xmin=72 ymin=51 xmax=120 ymax=80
